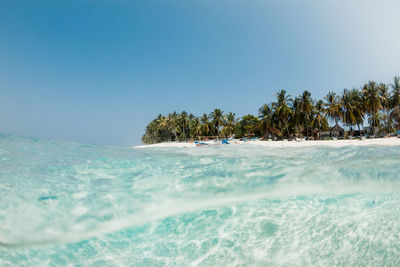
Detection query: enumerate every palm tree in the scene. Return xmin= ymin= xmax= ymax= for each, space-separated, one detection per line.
xmin=258 ymin=104 xmax=274 ymax=138
xmin=156 ymin=114 xmax=170 ymax=141
xmin=290 ymin=97 xmax=304 ymax=136
xmin=391 ymin=76 xmax=400 ymax=107
xmin=272 ymin=90 xmax=292 ymax=138
xmin=311 ymin=100 xmax=329 ymax=139
xmin=368 ymin=112 xmax=383 ymax=130
xmin=221 ymin=112 xmax=237 ymax=137
xmin=142 ymin=119 xmax=158 ymax=143
xmin=362 ymin=81 xmax=385 ymax=134
xmin=324 ymin=92 xmax=341 ymax=129
xmin=199 ymin=113 xmax=213 ymax=138
xmin=167 ymin=112 xmax=180 ymax=141
xmin=378 ymin=83 xmax=390 ymax=109
xmin=142 ymin=114 xmax=173 ymax=143
xmin=189 ymin=117 xmax=201 ymax=139
xmin=350 ymin=88 xmax=366 ymax=134
xmin=390 ymin=76 xmax=400 ymax=129
xmin=177 ymin=111 xmax=189 ymax=140
xmin=378 ymin=83 xmax=391 ymax=134
xmin=141 ymin=75 xmax=400 ymax=143
xmin=298 ymin=90 xmax=314 ymax=137
xmin=211 ymin=109 xmax=224 ymax=137
xmin=340 ymin=89 xmax=356 ymax=134
xmin=240 ymin=114 xmax=260 ymax=137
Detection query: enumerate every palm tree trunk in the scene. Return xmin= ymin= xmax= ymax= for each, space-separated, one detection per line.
xmin=286 ymin=123 xmax=290 ymax=138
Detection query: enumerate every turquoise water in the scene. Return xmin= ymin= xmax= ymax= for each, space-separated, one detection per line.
xmin=1 ymin=134 xmax=400 ymax=266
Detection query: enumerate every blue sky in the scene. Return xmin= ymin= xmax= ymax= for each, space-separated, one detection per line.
xmin=1 ymin=0 xmax=399 ymax=146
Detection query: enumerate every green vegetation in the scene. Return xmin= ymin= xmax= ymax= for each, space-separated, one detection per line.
xmin=142 ymin=77 xmax=400 ymax=144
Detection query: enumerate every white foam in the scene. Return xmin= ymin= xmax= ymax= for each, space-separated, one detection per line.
xmin=134 ymin=142 xmax=197 ymax=148
xmin=72 ymin=192 xmax=87 ymax=199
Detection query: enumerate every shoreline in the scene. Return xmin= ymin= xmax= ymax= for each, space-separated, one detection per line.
xmin=134 ymin=137 xmax=400 ymax=148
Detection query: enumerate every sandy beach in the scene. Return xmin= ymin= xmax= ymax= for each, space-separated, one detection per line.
xmin=134 ymin=137 xmax=400 ymax=148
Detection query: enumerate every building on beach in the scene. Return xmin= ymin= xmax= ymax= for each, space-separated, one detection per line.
xmin=320 ymin=125 xmax=344 ymax=138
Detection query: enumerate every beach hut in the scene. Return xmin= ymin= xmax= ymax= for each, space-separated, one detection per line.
xmin=320 ymin=130 xmax=331 ymax=139
xmin=329 ymin=125 xmax=344 ymax=137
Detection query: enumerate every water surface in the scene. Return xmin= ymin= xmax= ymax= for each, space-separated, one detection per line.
xmin=1 ymin=134 xmax=400 ymax=266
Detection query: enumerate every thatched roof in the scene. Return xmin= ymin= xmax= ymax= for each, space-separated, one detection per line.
xmin=330 ymin=124 xmax=344 ymax=132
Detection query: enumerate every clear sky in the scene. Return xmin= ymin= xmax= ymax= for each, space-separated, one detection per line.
xmin=1 ymin=0 xmax=399 ymax=146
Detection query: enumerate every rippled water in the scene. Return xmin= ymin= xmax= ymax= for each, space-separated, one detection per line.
xmin=1 ymin=134 xmax=400 ymax=266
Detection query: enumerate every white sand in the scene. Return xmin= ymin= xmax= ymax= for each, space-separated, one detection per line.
xmin=247 ymin=137 xmax=400 ymax=148
xmin=134 ymin=137 xmax=400 ymax=148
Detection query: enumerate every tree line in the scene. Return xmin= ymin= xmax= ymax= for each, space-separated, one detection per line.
xmin=142 ymin=77 xmax=400 ymax=144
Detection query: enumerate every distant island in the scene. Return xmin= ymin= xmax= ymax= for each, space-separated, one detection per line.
xmin=142 ymin=77 xmax=400 ymax=144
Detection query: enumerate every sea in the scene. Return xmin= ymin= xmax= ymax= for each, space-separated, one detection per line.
xmin=1 ymin=133 xmax=400 ymax=266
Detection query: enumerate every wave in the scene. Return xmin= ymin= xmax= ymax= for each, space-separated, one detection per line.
xmin=2 ymin=176 xmax=400 ymax=248
xmin=0 ymin=135 xmax=400 ymax=253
